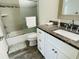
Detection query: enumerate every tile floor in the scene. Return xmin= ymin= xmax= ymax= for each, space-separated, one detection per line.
xmin=9 ymin=46 xmax=45 ymax=59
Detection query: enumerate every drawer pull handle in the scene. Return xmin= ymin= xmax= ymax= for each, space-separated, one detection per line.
xmin=52 ymin=49 xmax=55 ymax=51
xmin=55 ymin=51 xmax=57 ymax=53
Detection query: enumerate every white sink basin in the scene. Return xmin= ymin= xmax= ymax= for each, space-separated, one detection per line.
xmin=53 ymin=29 xmax=79 ymax=41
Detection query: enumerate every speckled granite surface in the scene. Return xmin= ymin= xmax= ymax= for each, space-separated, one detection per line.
xmin=9 ymin=46 xmax=45 ymax=59
xmin=38 ymin=25 xmax=79 ymax=50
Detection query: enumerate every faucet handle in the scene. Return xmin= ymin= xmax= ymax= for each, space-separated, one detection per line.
xmin=76 ymin=27 xmax=79 ymax=33
xmin=64 ymin=24 xmax=68 ymax=30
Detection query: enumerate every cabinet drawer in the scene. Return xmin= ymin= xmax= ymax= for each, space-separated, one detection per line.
xmin=37 ymin=29 xmax=44 ymax=37
xmin=46 ymin=33 xmax=79 ymax=59
xmin=37 ymin=29 xmax=45 ymax=41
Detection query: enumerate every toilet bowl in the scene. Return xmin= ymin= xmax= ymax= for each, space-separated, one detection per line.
xmin=27 ymin=32 xmax=37 ymax=46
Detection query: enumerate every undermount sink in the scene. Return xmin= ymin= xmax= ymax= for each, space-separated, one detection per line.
xmin=53 ymin=29 xmax=79 ymax=41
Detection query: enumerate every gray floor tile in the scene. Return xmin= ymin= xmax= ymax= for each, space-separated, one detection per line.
xmin=9 ymin=46 xmax=45 ymax=59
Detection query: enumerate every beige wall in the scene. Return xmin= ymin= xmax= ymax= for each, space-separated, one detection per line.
xmin=38 ymin=0 xmax=59 ymax=25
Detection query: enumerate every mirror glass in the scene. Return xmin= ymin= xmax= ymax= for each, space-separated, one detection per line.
xmin=62 ymin=0 xmax=79 ymax=15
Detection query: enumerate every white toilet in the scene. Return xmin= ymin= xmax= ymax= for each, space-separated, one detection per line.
xmin=25 ymin=16 xmax=37 ymax=47
xmin=27 ymin=32 xmax=37 ymax=46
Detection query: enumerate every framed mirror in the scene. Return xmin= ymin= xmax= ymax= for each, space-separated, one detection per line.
xmin=62 ymin=0 xmax=79 ymax=15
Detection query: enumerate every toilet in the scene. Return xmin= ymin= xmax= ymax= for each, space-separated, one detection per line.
xmin=27 ymin=32 xmax=37 ymax=46
xmin=25 ymin=16 xmax=37 ymax=47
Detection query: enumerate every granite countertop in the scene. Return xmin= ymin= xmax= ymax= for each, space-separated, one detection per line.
xmin=38 ymin=25 xmax=79 ymax=50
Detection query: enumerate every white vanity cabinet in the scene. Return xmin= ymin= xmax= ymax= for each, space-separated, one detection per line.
xmin=37 ymin=28 xmax=79 ymax=59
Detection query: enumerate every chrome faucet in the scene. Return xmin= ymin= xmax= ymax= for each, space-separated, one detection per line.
xmin=70 ymin=20 xmax=74 ymax=31
xmin=72 ymin=20 xmax=74 ymax=26
xmin=72 ymin=20 xmax=74 ymax=25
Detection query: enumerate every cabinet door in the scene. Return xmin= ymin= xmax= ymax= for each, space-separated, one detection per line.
xmin=45 ymin=42 xmax=57 ymax=59
xmin=57 ymin=50 xmax=70 ymax=59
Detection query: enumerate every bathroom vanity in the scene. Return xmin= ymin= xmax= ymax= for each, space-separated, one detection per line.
xmin=37 ymin=25 xmax=79 ymax=59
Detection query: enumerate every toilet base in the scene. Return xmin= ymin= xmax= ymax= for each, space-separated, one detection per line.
xmin=26 ymin=40 xmax=37 ymax=47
